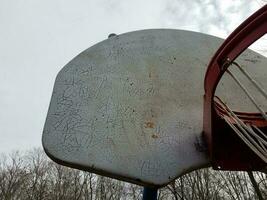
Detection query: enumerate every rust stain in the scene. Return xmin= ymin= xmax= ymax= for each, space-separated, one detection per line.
xmin=144 ymin=121 xmax=154 ymax=128
xmin=151 ymin=134 xmax=158 ymax=139
xmin=147 ymin=64 xmax=158 ymax=79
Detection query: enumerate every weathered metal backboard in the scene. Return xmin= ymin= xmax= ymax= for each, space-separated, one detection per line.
xmin=42 ymin=29 xmax=266 ymax=187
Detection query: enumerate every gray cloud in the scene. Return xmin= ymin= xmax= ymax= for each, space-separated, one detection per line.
xmin=161 ymin=0 xmax=260 ymax=37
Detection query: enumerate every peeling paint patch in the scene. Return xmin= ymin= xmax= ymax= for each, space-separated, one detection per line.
xmin=145 ymin=121 xmax=154 ymax=128
xmin=152 ymin=134 xmax=159 ymax=139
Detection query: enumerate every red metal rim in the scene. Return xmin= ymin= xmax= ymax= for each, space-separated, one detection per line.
xmin=203 ymin=5 xmax=267 ymax=156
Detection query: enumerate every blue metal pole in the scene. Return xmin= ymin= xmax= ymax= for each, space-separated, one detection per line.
xmin=142 ymin=187 xmax=158 ymax=200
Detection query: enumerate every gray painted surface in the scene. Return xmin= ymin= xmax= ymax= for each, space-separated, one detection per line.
xmin=42 ymin=29 xmax=267 ymax=187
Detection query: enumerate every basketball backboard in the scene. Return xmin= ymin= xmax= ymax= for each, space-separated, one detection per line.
xmin=42 ymin=29 xmax=267 ymax=187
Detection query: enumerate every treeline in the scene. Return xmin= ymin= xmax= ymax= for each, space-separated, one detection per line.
xmin=0 ymin=148 xmax=267 ymax=200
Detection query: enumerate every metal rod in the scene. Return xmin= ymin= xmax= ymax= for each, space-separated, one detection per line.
xmin=247 ymin=126 xmax=267 ymax=153
xmin=225 ymin=107 xmax=267 ymax=161
xmin=226 ymin=69 xmax=267 ymax=120
xmin=253 ymin=125 xmax=267 ymax=141
xmin=232 ymin=62 xmax=267 ymax=100
xmin=224 ymin=117 xmax=267 ymax=162
xmin=220 ymin=102 xmax=267 ymax=162
xmin=142 ymin=187 xmax=158 ymax=200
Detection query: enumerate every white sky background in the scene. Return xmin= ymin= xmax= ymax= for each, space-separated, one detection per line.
xmin=0 ymin=0 xmax=265 ymax=154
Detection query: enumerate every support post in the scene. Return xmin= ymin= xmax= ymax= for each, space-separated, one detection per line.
xmin=142 ymin=187 xmax=158 ymax=200
xmin=247 ymin=171 xmax=264 ymax=200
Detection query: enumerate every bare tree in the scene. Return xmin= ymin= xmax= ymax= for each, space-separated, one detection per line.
xmin=0 ymin=148 xmax=267 ymax=200
xmin=0 ymin=152 xmax=28 ymax=200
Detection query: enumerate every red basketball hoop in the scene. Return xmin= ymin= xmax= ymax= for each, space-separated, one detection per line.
xmin=204 ymin=5 xmax=267 ymax=170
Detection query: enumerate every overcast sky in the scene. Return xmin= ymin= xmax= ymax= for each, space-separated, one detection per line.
xmin=0 ymin=0 xmax=265 ymax=154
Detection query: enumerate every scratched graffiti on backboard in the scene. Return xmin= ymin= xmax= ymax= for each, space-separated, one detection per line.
xmin=42 ymin=29 xmax=265 ymax=187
